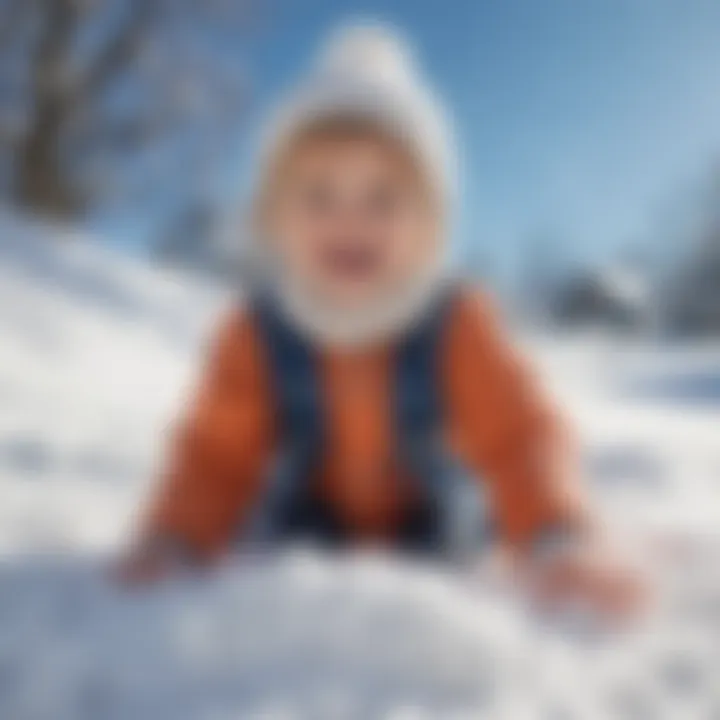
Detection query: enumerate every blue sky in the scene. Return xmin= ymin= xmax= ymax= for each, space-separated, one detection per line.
xmin=123 ymin=0 xmax=720 ymax=281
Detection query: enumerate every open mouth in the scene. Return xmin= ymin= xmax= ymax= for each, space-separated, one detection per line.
xmin=322 ymin=242 xmax=381 ymax=279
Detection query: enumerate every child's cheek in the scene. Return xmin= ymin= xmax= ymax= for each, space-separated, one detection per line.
xmin=389 ymin=218 xmax=438 ymax=282
xmin=272 ymin=214 xmax=327 ymax=285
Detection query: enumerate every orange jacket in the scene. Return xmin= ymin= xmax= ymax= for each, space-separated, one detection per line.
xmin=144 ymin=288 xmax=587 ymax=559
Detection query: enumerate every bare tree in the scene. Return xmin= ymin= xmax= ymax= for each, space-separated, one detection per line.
xmin=658 ymin=161 xmax=720 ymax=335
xmin=0 ymin=0 xmax=255 ymax=220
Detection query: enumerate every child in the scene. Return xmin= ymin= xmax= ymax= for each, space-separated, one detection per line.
xmin=122 ymin=26 xmax=641 ymax=614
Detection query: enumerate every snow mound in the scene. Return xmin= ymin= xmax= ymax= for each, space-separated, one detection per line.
xmin=0 ymin=550 xmax=719 ymax=720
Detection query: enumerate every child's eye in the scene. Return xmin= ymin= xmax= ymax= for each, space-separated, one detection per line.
xmin=302 ymin=184 xmax=335 ymax=214
xmin=366 ymin=187 xmax=400 ymax=217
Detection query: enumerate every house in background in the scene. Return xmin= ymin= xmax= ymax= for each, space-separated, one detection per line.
xmin=663 ymin=247 xmax=720 ymax=336
xmin=548 ymin=266 xmax=650 ymax=332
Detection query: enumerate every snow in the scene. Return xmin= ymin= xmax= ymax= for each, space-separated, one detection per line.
xmin=1 ymin=214 xmax=719 ymax=718
xmin=0 ymin=213 xmax=223 ymax=553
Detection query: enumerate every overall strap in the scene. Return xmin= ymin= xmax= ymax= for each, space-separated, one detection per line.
xmin=395 ymin=289 xmax=492 ymax=560
xmin=252 ymin=295 xmax=322 ymax=447
xmin=394 ymin=293 xmax=450 ymax=447
xmin=245 ymin=295 xmax=324 ymax=542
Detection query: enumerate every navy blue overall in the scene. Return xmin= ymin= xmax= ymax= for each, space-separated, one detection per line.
xmin=245 ymin=292 xmax=492 ymax=560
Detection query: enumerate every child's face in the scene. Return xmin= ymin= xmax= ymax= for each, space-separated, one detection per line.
xmin=266 ymin=130 xmax=440 ymax=311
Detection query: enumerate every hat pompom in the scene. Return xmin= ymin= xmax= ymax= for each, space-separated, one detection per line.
xmin=317 ymin=23 xmax=416 ymax=87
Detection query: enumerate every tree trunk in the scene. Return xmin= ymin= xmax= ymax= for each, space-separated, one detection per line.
xmin=10 ymin=0 xmax=83 ymax=219
xmin=12 ymin=99 xmax=82 ymax=218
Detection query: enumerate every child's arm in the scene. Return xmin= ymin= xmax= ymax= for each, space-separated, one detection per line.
xmin=448 ymin=289 xmax=590 ymax=551
xmin=121 ymin=308 xmax=273 ymax=580
xmin=448 ymin=291 xmax=644 ymax=615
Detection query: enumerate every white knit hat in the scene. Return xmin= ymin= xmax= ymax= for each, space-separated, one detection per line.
xmin=257 ymin=22 xmax=457 ymax=211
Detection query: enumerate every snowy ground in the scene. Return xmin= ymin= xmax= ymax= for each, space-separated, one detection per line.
xmin=0 ymin=215 xmax=719 ymax=718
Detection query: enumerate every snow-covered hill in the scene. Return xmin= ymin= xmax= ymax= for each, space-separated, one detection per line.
xmin=0 ymin=213 xmax=224 ymax=553
xmin=0 ymin=215 xmax=719 ymax=719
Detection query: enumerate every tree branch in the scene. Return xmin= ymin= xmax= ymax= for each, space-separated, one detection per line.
xmin=0 ymin=0 xmax=28 ymax=51
xmin=34 ymin=0 xmax=80 ymax=95
xmin=103 ymin=111 xmax=172 ymax=151
xmin=75 ymin=0 xmax=159 ymax=101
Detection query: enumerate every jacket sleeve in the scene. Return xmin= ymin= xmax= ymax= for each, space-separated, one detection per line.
xmin=446 ymin=290 xmax=591 ymax=551
xmin=139 ymin=307 xmax=274 ymax=560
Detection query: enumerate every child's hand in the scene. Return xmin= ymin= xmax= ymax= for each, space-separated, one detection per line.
xmin=113 ymin=537 xmax=190 ymax=587
xmin=524 ymin=539 xmax=648 ymax=621
xmin=113 ymin=552 xmax=169 ymax=587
